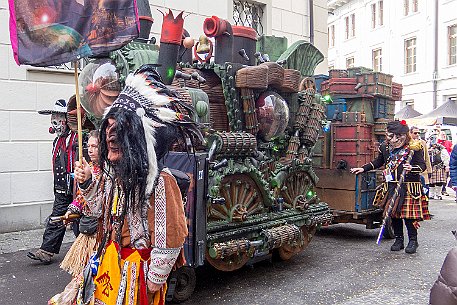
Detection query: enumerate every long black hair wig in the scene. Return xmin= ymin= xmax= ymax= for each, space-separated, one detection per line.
xmin=99 ymin=106 xmax=149 ymax=210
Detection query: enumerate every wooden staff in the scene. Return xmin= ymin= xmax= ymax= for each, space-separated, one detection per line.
xmin=376 ymin=140 xmax=423 ymax=244
xmin=73 ymin=61 xmax=83 ymax=164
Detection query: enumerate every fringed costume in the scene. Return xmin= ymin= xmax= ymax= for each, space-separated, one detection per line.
xmin=60 ymin=162 xmax=101 ymax=277
xmin=49 ymin=65 xmax=202 ymax=305
xmin=361 ymin=120 xmax=430 ymax=254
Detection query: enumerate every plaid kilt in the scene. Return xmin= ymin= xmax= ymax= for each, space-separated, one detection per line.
xmin=374 ymin=182 xmax=431 ymax=220
xmin=429 ymin=165 xmax=447 ymax=184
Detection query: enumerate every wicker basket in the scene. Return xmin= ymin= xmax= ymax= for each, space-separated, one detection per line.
xmin=235 ymin=65 xmax=269 ymax=89
xmin=209 ymin=103 xmax=230 ymax=131
xmin=281 ymin=69 xmax=301 ymax=92
xmin=261 ymin=62 xmax=284 ymax=88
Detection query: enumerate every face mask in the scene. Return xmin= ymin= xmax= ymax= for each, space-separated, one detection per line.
xmin=50 ymin=113 xmax=67 ymax=136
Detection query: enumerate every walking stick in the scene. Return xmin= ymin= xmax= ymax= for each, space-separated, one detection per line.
xmin=74 ymin=61 xmax=83 ymax=164
xmin=376 ymin=140 xmax=423 ymax=244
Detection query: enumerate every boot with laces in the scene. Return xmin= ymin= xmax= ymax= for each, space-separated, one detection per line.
xmin=390 ymin=236 xmax=404 ymax=251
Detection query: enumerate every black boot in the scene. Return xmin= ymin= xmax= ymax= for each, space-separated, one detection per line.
xmin=405 ymin=237 xmax=419 ymax=254
xmin=390 ymin=236 xmax=404 ymax=251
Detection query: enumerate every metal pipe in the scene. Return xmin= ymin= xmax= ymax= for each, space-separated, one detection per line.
xmin=432 ymin=0 xmax=439 ymax=109
xmin=309 ymin=0 xmax=314 ymax=44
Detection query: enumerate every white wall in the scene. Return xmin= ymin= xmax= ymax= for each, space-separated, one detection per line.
xmin=327 ymin=0 xmax=457 ymax=115
xmin=0 ymin=0 xmax=328 ymax=232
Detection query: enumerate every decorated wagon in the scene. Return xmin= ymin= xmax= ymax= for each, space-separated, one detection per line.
xmin=74 ymin=4 xmax=332 ymax=302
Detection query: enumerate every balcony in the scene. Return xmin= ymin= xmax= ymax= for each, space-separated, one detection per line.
xmin=328 ymin=0 xmax=350 ymax=11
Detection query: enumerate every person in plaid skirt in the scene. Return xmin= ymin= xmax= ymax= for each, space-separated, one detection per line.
xmin=351 ymin=120 xmax=430 ymax=254
xmin=428 ymin=137 xmax=450 ymax=200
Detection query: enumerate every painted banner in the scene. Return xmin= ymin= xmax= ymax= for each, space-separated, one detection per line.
xmin=8 ymin=0 xmax=139 ymax=66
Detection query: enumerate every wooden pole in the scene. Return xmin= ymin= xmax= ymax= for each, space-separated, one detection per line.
xmin=74 ymin=61 xmax=83 ymax=164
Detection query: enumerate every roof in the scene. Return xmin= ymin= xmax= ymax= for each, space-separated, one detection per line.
xmin=394 ymin=105 xmax=422 ymax=119
xmin=406 ymin=99 xmax=457 ymax=126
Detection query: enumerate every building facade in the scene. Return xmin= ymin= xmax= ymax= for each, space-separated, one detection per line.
xmin=327 ymin=0 xmax=457 ymax=114
xmin=0 ymin=0 xmax=328 ymax=232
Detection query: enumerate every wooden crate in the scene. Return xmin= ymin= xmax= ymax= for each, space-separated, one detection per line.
xmin=373 ymin=97 xmax=395 ymax=120
xmin=392 ymin=82 xmax=403 ymax=101
xmin=347 ymin=66 xmax=373 ymax=77
xmin=326 ymin=99 xmax=347 ymax=121
xmin=312 ymin=130 xmax=331 ymax=168
xmin=346 ymin=96 xmax=375 ymax=123
xmin=341 ymin=111 xmax=366 ymax=123
xmin=321 ymin=78 xmax=358 ymax=96
xmin=315 ymin=168 xmax=382 ymax=212
xmin=331 ymin=123 xmax=375 ymax=169
xmin=356 ymin=72 xmax=393 ymax=98
xmin=329 ymin=69 xmax=348 ymax=78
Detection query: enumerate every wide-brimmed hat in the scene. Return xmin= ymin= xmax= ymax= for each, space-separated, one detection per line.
xmin=38 ymin=99 xmax=67 ymax=115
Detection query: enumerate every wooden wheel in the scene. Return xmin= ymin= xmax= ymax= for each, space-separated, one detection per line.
xmin=205 ymin=249 xmax=250 ymax=272
xmin=208 ymin=173 xmax=264 ymax=222
xmin=278 ymin=225 xmax=316 ymax=260
xmin=280 ymin=171 xmax=314 ymax=209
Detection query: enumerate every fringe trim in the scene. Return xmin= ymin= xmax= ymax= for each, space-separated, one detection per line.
xmin=60 ymin=234 xmax=98 ymax=277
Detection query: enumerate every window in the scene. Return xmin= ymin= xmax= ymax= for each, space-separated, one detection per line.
xmin=345 ymin=13 xmax=355 ymax=39
xmin=412 ymin=0 xmax=418 ymax=12
xmin=328 ymin=25 xmax=335 ymax=47
xmin=405 ymin=38 xmax=416 ymax=73
xmin=378 ymin=1 xmax=383 ymax=26
xmin=346 ymin=57 xmax=355 ymax=68
xmin=345 ymin=16 xmax=349 ymax=39
xmin=371 ymin=3 xmax=376 ymax=29
xmin=404 ymin=0 xmax=418 ymax=16
xmin=372 ymin=48 xmax=382 ymax=72
xmin=351 ymin=14 xmax=356 ymax=37
xmin=233 ymin=0 xmax=265 ymax=35
xmin=449 ymin=24 xmax=457 ymax=65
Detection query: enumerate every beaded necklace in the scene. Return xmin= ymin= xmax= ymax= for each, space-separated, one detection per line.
xmin=387 ymin=145 xmax=410 ymax=174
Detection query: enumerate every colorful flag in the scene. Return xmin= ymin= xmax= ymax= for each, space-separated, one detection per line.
xmin=8 ymin=0 xmax=139 ymax=66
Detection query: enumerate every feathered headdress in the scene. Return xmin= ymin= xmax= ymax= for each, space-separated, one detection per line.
xmin=103 ymin=64 xmax=203 ymax=197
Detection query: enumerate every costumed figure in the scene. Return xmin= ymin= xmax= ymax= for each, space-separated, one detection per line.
xmin=428 ymin=135 xmax=450 ymax=200
xmin=28 ymin=99 xmax=78 ymax=264
xmin=59 ymin=130 xmax=101 ymax=277
xmin=410 ymin=126 xmax=432 ymax=197
xmin=71 ymin=65 xmax=202 ymax=305
xmin=351 ymin=120 xmax=430 ymax=254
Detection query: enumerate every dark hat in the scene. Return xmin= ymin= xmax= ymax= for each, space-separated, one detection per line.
xmin=38 ymin=99 xmax=67 ymax=115
xmin=387 ymin=120 xmax=409 ymax=134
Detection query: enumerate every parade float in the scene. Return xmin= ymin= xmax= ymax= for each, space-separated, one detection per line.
xmin=311 ymin=67 xmax=403 ymax=239
xmin=74 ymin=3 xmax=332 ymax=302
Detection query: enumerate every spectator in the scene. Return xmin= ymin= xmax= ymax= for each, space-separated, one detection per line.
xmin=410 ymin=126 xmax=432 ymax=197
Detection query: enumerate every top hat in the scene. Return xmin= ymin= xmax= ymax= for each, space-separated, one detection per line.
xmin=38 ymin=99 xmax=67 ymax=115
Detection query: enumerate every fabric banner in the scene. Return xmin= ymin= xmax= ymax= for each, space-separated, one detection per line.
xmin=8 ymin=0 xmax=139 ymax=67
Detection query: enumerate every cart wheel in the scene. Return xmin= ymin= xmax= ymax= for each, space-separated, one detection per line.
xmin=170 ymin=266 xmax=196 ymax=303
xmin=382 ymin=218 xmax=395 ymax=239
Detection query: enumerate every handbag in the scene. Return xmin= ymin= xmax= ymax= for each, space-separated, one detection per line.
xmin=79 ymin=216 xmax=98 ymax=235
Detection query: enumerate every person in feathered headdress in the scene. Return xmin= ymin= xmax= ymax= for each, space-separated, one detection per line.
xmin=73 ymin=64 xmax=202 ymax=305
xmin=351 ymin=120 xmax=430 ymax=254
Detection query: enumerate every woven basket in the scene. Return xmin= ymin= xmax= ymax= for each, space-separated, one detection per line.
xmin=235 ymin=65 xmax=268 ymax=89
xmin=172 ymin=68 xmax=225 ymax=103
xmin=281 ymin=69 xmax=301 ymax=92
xmin=209 ymin=103 xmax=230 ymax=131
xmin=299 ymin=77 xmax=316 ymax=91
xmin=261 ymin=62 xmax=284 ymax=88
